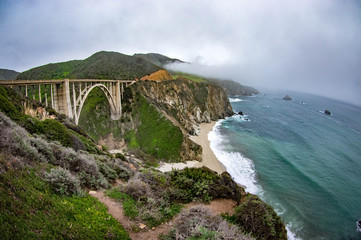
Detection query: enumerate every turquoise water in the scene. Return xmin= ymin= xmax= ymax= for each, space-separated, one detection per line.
xmin=210 ymin=92 xmax=361 ymax=240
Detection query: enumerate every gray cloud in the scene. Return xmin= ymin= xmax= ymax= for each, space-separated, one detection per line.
xmin=1 ymin=0 xmax=360 ymax=106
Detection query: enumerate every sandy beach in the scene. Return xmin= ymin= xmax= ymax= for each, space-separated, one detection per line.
xmin=158 ymin=121 xmax=227 ymax=174
xmin=191 ymin=122 xmax=226 ymax=174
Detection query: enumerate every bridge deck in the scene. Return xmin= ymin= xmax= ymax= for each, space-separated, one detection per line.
xmin=0 ymin=79 xmax=136 ymax=86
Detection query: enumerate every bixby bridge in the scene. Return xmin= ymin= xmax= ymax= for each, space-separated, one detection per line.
xmin=0 ymin=79 xmax=136 ymax=125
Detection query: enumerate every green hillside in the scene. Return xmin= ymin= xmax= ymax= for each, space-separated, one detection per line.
xmin=17 ymin=51 xmax=162 ymax=80
xmin=0 ymin=68 xmax=19 ymax=80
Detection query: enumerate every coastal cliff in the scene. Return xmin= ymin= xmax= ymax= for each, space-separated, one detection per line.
xmin=136 ymin=78 xmax=234 ymax=135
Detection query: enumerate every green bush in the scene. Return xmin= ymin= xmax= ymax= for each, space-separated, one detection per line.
xmin=160 ymin=206 xmax=253 ymax=240
xmin=45 ymin=167 xmax=82 ymax=196
xmin=115 ymin=152 xmax=126 ymax=161
xmin=232 ymin=194 xmax=287 ymax=240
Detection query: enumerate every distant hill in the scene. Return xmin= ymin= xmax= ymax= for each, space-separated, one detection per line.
xmin=208 ymin=78 xmax=259 ymax=96
xmin=134 ymin=53 xmax=183 ymax=67
xmin=17 ymin=51 xmax=162 ymax=80
xmin=0 ymin=68 xmax=19 ymax=80
xmin=171 ymin=72 xmax=259 ymax=96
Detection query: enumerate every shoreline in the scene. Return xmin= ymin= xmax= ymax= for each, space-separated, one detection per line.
xmin=191 ymin=121 xmax=227 ymax=174
xmin=158 ymin=121 xmax=227 ymax=174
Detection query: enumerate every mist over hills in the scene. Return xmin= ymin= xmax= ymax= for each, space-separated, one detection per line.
xmin=14 ymin=50 xmax=258 ymax=97
xmin=134 ymin=53 xmax=183 ymax=67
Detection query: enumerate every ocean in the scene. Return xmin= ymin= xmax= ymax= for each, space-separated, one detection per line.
xmin=209 ymin=91 xmax=361 ymax=240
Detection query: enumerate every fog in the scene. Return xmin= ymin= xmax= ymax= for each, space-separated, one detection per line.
xmin=1 ymin=0 xmax=360 ymax=106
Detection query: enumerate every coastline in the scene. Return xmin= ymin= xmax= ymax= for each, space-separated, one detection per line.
xmin=157 ymin=121 xmax=227 ymax=174
xmin=191 ymin=121 xmax=227 ymax=174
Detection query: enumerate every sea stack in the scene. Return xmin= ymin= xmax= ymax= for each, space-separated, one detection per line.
xmin=324 ymin=110 xmax=331 ymax=115
xmin=283 ymin=95 xmax=292 ymax=100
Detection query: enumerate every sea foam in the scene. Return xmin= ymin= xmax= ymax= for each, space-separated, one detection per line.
xmin=229 ymin=98 xmax=245 ymax=102
xmin=208 ymin=120 xmax=260 ymax=195
xmin=209 ymin=120 xmax=302 ymax=240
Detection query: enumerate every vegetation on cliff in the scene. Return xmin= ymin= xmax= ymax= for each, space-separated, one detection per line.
xmin=125 ymin=93 xmax=184 ymax=163
xmin=0 ymin=108 xmax=133 ymax=238
xmin=208 ymin=78 xmax=259 ymax=96
xmin=137 ymin=78 xmax=233 ymax=135
xmin=105 ymin=167 xmax=244 ymax=228
xmin=0 ymin=86 xmax=101 ymax=154
xmin=17 ymin=51 xmax=162 ymax=80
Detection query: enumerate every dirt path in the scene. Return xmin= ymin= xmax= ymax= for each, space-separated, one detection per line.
xmin=90 ymin=190 xmax=237 ymax=240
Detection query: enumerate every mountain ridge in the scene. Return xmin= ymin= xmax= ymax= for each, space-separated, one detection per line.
xmin=0 ymin=68 xmax=19 ymax=80
xmin=17 ymin=51 xmax=162 ymax=80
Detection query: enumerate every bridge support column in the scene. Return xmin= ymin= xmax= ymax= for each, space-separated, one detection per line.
xmin=51 ymin=84 xmax=54 ymax=108
xmin=39 ymin=85 xmax=41 ymax=103
xmin=54 ymin=80 xmax=73 ymax=119
xmin=45 ymin=92 xmax=48 ymax=107
xmin=72 ymin=82 xmax=78 ymax=124
xmin=111 ymin=81 xmax=122 ymax=120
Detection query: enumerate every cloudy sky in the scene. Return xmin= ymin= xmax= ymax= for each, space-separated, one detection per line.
xmin=1 ymin=0 xmax=361 ymax=106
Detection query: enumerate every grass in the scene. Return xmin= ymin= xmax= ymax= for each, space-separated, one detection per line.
xmin=125 ymin=94 xmax=184 ymax=162
xmin=172 ymin=72 xmax=208 ymax=83
xmin=0 ymin=167 xmax=130 ymax=240
xmin=105 ymin=185 xmax=182 ymax=228
xmin=105 ymin=188 xmax=139 ymax=219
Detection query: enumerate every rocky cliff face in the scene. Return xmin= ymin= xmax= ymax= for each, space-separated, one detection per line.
xmin=78 ymin=78 xmax=233 ymax=163
xmin=136 ymin=78 xmax=233 ymax=135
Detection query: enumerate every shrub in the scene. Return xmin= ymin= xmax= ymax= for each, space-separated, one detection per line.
xmin=45 ymin=167 xmax=82 ymax=196
xmin=29 ymin=135 xmax=55 ymax=163
xmin=232 ymin=194 xmax=287 ymax=240
xmin=0 ymin=113 xmax=44 ymax=163
xmin=160 ymin=206 xmax=253 ymax=240
xmin=168 ymin=167 xmax=244 ymax=203
xmin=169 ymin=167 xmax=218 ymax=203
xmin=115 ymin=152 xmax=126 ymax=161
xmin=122 ymin=179 xmax=153 ymax=201
xmin=97 ymin=161 xmax=117 ymax=182
xmin=40 ymin=119 xmax=73 ymax=147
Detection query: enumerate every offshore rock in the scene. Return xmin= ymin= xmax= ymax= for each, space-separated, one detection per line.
xmin=283 ymin=95 xmax=292 ymax=100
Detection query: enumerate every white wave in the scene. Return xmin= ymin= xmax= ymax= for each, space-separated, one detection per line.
xmin=229 ymin=98 xmax=244 ymax=102
xmin=208 ymin=121 xmax=260 ymax=195
xmin=209 ymin=120 xmax=303 ymax=240
xmin=286 ymin=223 xmax=303 ymax=240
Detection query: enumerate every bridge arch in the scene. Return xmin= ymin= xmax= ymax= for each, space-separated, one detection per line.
xmin=74 ymin=83 xmax=121 ymax=125
xmin=0 ymin=79 xmax=135 ymax=125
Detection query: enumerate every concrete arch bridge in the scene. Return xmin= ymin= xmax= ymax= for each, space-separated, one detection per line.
xmin=0 ymin=79 xmax=135 ymax=125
